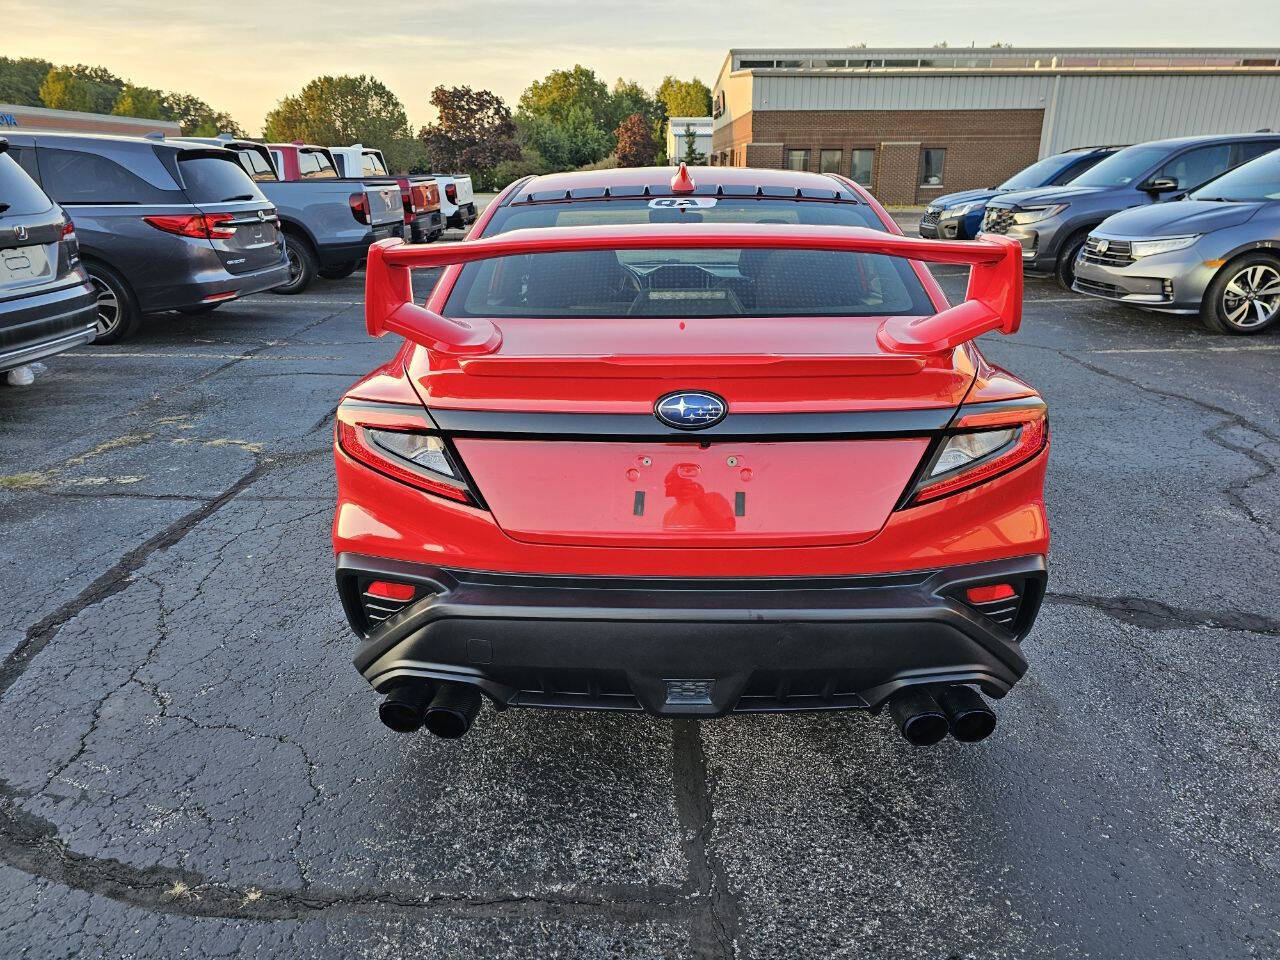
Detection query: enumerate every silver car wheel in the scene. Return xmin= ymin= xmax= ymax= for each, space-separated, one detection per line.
xmin=1221 ymin=263 xmax=1280 ymax=329
xmin=91 ymin=275 xmax=120 ymax=337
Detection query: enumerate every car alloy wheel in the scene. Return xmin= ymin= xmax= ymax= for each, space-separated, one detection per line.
xmin=91 ymin=275 xmax=120 ymax=337
xmin=285 ymin=245 xmax=304 ymax=284
xmin=1221 ymin=263 xmax=1280 ymax=329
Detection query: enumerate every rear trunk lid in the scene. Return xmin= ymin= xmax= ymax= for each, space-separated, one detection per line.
xmin=177 ymin=151 xmax=282 ymax=275
xmin=367 ymin=223 xmax=1023 ymax=548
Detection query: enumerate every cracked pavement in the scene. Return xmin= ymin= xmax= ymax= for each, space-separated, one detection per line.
xmin=0 ymin=224 xmax=1278 ymax=958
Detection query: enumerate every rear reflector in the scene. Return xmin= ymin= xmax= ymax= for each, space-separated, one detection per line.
xmin=966 ymin=584 xmax=1016 ymax=603
xmin=367 ymin=580 xmax=416 ymax=601
xmin=201 ymin=291 xmax=238 ymax=304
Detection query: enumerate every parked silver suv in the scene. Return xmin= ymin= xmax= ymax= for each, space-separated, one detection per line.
xmin=981 ymin=133 xmax=1280 ymax=290
xmin=1073 ymin=147 xmax=1280 ymax=334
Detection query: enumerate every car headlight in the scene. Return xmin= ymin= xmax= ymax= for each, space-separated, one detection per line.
xmin=942 ymin=201 xmax=983 ymax=218
xmin=1011 ymin=204 xmax=1068 ymax=225
xmin=1129 ymin=236 xmax=1200 ymax=259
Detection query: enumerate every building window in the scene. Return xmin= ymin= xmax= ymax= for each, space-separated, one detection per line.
xmin=819 ymin=149 xmax=843 ymax=174
xmin=785 ymin=149 xmax=809 ymax=171
xmin=850 ymin=149 xmax=875 ymax=187
xmin=920 ymin=148 xmax=946 ymax=186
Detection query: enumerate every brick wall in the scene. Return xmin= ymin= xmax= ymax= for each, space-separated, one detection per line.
xmin=714 ymin=108 xmax=1044 ymax=202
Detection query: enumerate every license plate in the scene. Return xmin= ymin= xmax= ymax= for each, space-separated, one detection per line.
xmin=0 ymin=244 xmax=51 ymax=286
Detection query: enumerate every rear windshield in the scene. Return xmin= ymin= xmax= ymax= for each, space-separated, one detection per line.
xmin=362 ymin=152 xmax=388 ymax=175
xmin=0 ymin=152 xmax=53 ymax=217
xmin=445 ymin=198 xmax=935 ymax=320
xmin=234 ymin=147 xmax=278 ymax=182
xmin=298 ymin=149 xmax=337 ymax=179
xmin=1191 ymin=150 xmax=1280 ymax=202
xmin=179 ymin=154 xmax=266 ymax=203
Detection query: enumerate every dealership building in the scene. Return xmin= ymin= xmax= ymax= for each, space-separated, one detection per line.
xmin=710 ymin=47 xmax=1280 ymax=203
xmin=0 ymin=103 xmax=180 ymax=138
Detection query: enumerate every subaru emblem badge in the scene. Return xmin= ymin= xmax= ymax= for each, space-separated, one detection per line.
xmin=654 ymin=391 xmax=727 ymax=430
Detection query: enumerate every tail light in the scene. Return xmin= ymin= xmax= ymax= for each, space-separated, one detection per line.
xmin=906 ymin=405 xmax=1047 ymax=505
xmin=335 ymin=402 xmax=476 ymax=504
xmin=445 ymin=182 xmax=457 ymax=204
xmin=61 ymin=220 xmax=75 ymax=238
xmin=144 ymin=213 xmax=236 ymax=240
xmin=60 ymin=219 xmax=79 ymax=263
xmin=349 ymin=192 xmax=370 ymax=225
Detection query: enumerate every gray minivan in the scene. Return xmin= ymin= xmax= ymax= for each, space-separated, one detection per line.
xmin=2 ymin=132 xmax=289 ymax=342
xmin=981 ymin=133 xmax=1280 ymax=289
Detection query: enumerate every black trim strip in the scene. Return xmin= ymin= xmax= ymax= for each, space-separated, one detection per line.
xmin=427 ymin=407 xmax=953 ymax=440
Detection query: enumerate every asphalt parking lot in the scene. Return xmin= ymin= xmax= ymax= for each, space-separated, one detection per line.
xmin=1 ymin=216 xmax=1278 ymax=959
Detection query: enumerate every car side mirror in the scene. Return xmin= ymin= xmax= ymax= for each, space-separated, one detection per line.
xmin=1143 ymin=176 xmax=1180 ymax=194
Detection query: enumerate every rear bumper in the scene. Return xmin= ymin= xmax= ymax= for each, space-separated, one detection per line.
xmin=316 ymin=224 xmax=400 ymax=269
xmin=141 ymin=258 xmax=290 ymax=313
xmin=409 ymin=211 xmax=444 ymax=243
xmin=340 ymin=553 xmax=1047 ymax=717
xmin=446 ymin=203 xmax=477 ymax=229
xmin=0 ymin=278 xmax=97 ymax=372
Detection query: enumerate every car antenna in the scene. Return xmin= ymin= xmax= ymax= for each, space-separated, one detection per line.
xmin=670 ymin=163 xmax=696 ymax=194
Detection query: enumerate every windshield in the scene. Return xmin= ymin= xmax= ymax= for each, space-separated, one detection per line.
xmin=1070 ymin=145 xmax=1169 ymax=187
xmin=1191 ymin=151 xmax=1280 ymax=202
xmin=1000 ymin=154 xmax=1074 ymax=190
xmin=444 ymin=198 xmax=935 ymax=320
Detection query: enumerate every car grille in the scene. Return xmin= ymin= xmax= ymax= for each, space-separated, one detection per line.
xmin=921 ymin=208 xmax=941 ymax=227
xmin=1081 ymin=237 xmax=1135 ymax=267
xmin=982 ymin=207 xmax=1016 ymax=234
xmin=1074 ymin=277 xmax=1125 ymax=298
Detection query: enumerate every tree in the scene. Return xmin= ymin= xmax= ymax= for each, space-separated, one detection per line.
xmin=681 ymin=125 xmax=706 ymax=166
xmin=112 ymin=84 xmax=165 ymax=120
xmin=608 ymin=78 xmax=661 ymax=131
xmin=38 ymin=68 xmax=97 ymax=112
xmin=419 ymin=85 xmax=519 ymax=188
xmin=264 ymin=75 xmax=417 ymax=171
xmin=656 ymin=76 xmax=712 ymax=118
xmin=160 ymin=92 xmax=245 ymax=137
xmin=615 ymin=113 xmax=657 ymax=167
xmin=514 ymin=107 xmax=612 ymax=171
xmin=56 ymin=64 xmax=124 ymax=112
xmin=518 ymin=65 xmax=612 ymax=130
xmin=0 ymin=57 xmax=53 ymax=107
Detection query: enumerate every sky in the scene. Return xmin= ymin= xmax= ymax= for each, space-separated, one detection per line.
xmin=8 ymin=0 xmax=1280 ymax=134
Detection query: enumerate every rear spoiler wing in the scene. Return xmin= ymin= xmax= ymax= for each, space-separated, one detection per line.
xmin=364 ymin=223 xmax=1023 ymax=357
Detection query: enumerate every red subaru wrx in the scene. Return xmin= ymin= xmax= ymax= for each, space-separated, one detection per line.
xmin=332 ymin=165 xmax=1049 ymax=746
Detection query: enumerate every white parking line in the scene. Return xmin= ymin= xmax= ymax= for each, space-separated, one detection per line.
xmin=1091 ymin=344 xmax=1280 ymax=354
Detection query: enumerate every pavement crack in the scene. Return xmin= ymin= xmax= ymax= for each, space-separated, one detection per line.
xmin=0 ymin=778 xmax=690 ymax=923
xmin=0 ymin=463 xmax=266 ymax=704
xmin=672 ymin=720 xmax=741 ymax=960
xmin=1046 ymin=591 xmax=1280 ymax=636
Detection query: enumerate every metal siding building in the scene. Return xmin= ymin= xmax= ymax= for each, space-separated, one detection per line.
xmin=711 ymin=48 xmax=1280 ymax=203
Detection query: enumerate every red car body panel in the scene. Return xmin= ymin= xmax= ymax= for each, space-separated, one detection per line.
xmin=332 ymin=166 xmax=1049 ymax=725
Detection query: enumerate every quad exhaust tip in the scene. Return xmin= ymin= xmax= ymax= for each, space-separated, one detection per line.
xmin=378 ymin=680 xmax=483 ymax=738
xmin=423 ymin=683 xmax=482 ymax=739
xmin=887 ymin=685 xmax=997 ymax=745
